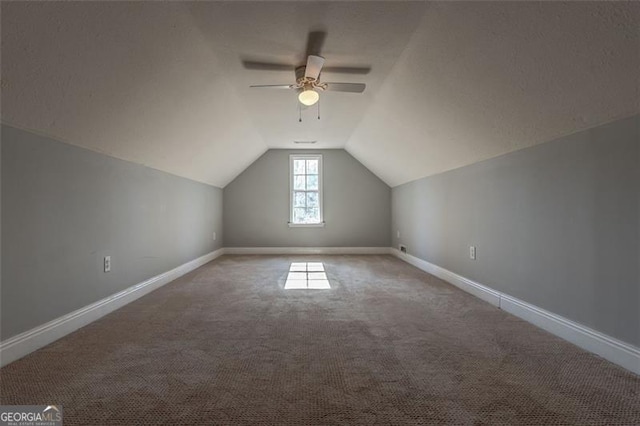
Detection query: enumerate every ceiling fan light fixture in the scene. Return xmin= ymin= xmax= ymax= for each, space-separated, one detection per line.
xmin=298 ymin=88 xmax=319 ymax=106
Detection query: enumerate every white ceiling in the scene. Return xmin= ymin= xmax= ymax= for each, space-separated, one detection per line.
xmin=347 ymin=1 xmax=640 ymax=186
xmin=2 ymin=2 xmax=638 ymax=187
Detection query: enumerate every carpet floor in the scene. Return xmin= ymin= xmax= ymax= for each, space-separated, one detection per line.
xmin=1 ymin=255 xmax=639 ymax=425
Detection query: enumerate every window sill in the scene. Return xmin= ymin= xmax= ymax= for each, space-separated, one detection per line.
xmin=288 ymin=222 xmax=325 ymax=228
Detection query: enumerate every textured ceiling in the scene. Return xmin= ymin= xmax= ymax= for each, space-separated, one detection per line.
xmin=2 ymin=2 xmax=638 ymax=187
xmin=347 ymin=1 xmax=640 ymax=186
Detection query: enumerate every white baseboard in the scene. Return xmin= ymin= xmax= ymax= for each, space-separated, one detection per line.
xmin=499 ymin=294 xmax=640 ymax=375
xmin=390 ymin=248 xmax=640 ymax=375
xmin=0 ymin=248 xmax=225 ymax=367
xmin=392 ymin=249 xmax=501 ymax=306
xmin=4 ymin=246 xmax=638 ymax=376
xmin=224 ymin=246 xmax=391 ymax=255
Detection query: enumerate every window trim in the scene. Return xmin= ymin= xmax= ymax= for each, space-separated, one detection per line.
xmin=289 ymin=154 xmax=324 ymax=227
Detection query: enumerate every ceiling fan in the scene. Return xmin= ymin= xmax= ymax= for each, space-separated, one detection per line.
xmin=246 ymin=31 xmax=368 ymax=107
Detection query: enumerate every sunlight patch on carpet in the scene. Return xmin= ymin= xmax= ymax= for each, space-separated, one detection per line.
xmin=284 ymin=262 xmax=331 ymax=289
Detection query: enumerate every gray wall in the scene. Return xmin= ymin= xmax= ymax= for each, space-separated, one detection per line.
xmin=1 ymin=125 xmax=223 ymax=340
xmin=392 ymin=115 xmax=639 ymax=347
xmin=224 ymin=149 xmax=391 ymax=247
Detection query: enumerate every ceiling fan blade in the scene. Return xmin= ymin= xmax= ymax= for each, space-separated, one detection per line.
xmin=322 ymin=66 xmax=371 ymax=75
xmin=305 ymin=55 xmax=325 ymax=81
xmin=249 ymin=84 xmax=294 ymax=89
xmin=242 ymin=61 xmax=292 ymax=72
xmin=323 ymin=83 xmax=366 ymax=93
xmin=305 ymin=31 xmax=327 ymax=57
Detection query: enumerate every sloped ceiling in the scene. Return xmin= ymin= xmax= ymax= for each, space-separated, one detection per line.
xmin=2 ymin=2 xmax=638 ymax=188
xmin=347 ymin=1 xmax=640 ymax=186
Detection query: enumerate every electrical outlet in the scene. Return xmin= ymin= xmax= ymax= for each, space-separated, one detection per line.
xmin=104 ymin=256 xmax=111 ymax=272
xmin=400 ymin=244 xmax=407 ymax=254
xmin=469 ymin=246 xmax=476 ymax=260
xmin=213 ymin=232 xmax=217 ymax=241
xmin=397 ymin=230 xmax=401 ymax=239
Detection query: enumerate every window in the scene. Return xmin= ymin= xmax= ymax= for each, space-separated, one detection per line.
xmin=290 ymin=154 xmax=323 ymax=226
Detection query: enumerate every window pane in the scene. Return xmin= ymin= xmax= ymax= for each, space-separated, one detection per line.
xmin=294 ymin=176 xmax=306 ymax=190
xmin=306 ymin=207 xmax=320 ymax=223
xmin=306 ymin=192 xmax=319 ymax=208
xmin=294 ymin=191 xmax=306 ymax=207
xmin=293 ymin=208 xmax=306 ymax=223
xmin=306 ymin=175 xmax=318 ymax=190
xmin=306 ymin=159 xmax=318 ymax=175
xmin=294 ymin=159 xmax=306 ymax=174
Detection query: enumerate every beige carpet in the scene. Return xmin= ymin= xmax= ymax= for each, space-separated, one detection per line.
xmin=1 ymin=255 xmax=639 ymax=425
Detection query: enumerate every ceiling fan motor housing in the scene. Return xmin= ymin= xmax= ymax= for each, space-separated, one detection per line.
xmin=295 ymin=66 xmax=312 ymax=83
xmin=295 ymin=66 xmax=327 ymax=92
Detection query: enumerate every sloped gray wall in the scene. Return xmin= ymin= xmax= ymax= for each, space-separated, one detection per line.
xmin=224 ymin=149 xmax=391 ymax=247
xmin=1 ymin=125 xmax=223 ymax=340
xmin=392 ymin=115 xmax=640 ymax=346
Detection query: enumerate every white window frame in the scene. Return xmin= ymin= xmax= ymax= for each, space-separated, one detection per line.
xmin=289 ymin=154 xmax=324 ymax=227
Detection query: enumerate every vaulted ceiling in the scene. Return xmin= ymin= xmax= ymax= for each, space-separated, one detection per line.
xmin=2 ymin=2 xmax=638 ymax=187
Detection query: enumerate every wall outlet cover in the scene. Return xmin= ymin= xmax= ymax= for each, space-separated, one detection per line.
xmin=104 ymin=256 xmax=111 ymax=272
xmin=399 ymin=244 xmax=407 ymax=254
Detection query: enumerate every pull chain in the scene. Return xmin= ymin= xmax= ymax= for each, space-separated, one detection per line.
xmin=298 ymin=101 xmax=302 ymax=122
xmin=317 ymin=99 xmax=320 ymax=120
